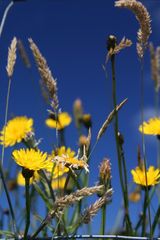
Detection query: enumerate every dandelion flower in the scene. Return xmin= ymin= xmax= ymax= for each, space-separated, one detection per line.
xmin=12 ymin=148 xmax=50 ymax=171
xmin=47 ymin=163 xmax=69 ymax=178
xmin=46 ymin=146 xmax=75 ymax=177
xmin=0 ymin=116 xmax=33 ymax=147
xmin=139 ymin=117 xmax=160 ymax=135
xmin=47 ymin=146 xmax=89 ymax=174
xmin=131 ymin=166 xmax=160 ymax=187
xmin=17 ymin=171 xmax=39 ymax=186
xmin=51 ymin=176 xmax=66 ymax=190
xmin=54 ymin=154 xmax=89 ymax=173
xmin=45 ymin=112 xmax=72 ymax=130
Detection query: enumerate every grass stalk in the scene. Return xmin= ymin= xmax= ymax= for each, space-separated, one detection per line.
xmin=0 ymin=162 xmax=17 ymax=236
xmin=141 ymin=189 xmax=148 ymax=236
xmin=110 ymin=53 xmax=132 ymax=234
xmin=155 ymin=92 xmax=160 ymax=168
xmin=119 ymin=136 xmax=132 ymax=233
xmin=151 ymin=203 xmax=160 ymax=236
xmin=100 ymin=204 xmax=106 ymax=235
xmin=59 ymin=129 xmax=65 ymax=147
xmin=0 ymin=77 xmax=17 ymax=236
xmin=0 ymin=1 xmax=14 ymax=38
xmin=1 ymin=78 xmax=12 ymax=166
xmin=140 ymin=57 xmax=152 ymax=236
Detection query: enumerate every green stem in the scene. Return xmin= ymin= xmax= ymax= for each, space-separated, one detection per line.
xmin=1 ymin=78 xmax=11 ymax=166
xmin=0 ymin=6 xmax=17 ymax=235
xmin=40 ymin=170 xmax=55 ymax=202
xmin=140 ymin=57 xmax=152 ymax=236
xmin=141 ymin=189 xmax=148 ymax=237
xmin=111 ymin=54 xmax=132 ymax=234
xmin=0 ymin=79 xmax=14 ymax=230
xmin=64 ymin=169 xmax=81 ymax=191
xmin=119 ymin=141 xmax=132 ymax=233
xmin=100 ymin=204 xmax=106 ymax=235
xmin=151 ymin=202 xmax=160 ymax=236
xmin=135 ymin=187 xmax=155 ymax=234
xmin=0 ymin=165 xmax=17 ymax=236
xmin=24 ymin=177 xmax=31 ymax=239
xmin=33 ymin=182 xmax=52 ymax=209
xmin=111 ymin=55 xmax=124 ymax=191
xmin=31 ymin=212 xmax=54 ymax=239
xmin=157 ymin=137 xmax=160 ymax=168
xmin=59 ymin=129 xmax=65 ymax=147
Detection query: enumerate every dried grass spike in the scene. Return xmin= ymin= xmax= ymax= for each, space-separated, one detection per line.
xmin=149 ymin=43 xmax=160 ymax=92
xmin=155 ymin=47 xmax=160 ymax=91
xmin=6 ymin=37 xmax=17 ymax=78
xmin=114 ymin=37 xmax=132 ymax=53
xmin=29 ymin=38 xmax=59 ymax=110
xmin=97 ymin=98 xmax=127 ymax=140
xmin=17 ymin=39 xmax=31 ymax=68
xmin=115 ymin=0 xmax=152 ymax=58
xmin=82 ymin=189 xmax=113 ymax=224
xmin=55 ymin=185 xmax=111 ymax=208
xmin=106 ymin=36 xmax=132 ymax=63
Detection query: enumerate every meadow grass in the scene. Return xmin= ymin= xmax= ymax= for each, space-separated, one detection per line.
xmin=0 ymin=0 xmax=160 ymax=239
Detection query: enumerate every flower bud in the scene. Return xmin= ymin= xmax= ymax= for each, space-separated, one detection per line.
xmin=99 ymin=158 xmax=111 ymax=183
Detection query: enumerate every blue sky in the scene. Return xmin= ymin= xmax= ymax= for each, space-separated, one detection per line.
xmin=0 ymin=0 xmax=160 ymax=235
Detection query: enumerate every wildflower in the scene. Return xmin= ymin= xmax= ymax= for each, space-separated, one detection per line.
xmin=47 ymin=146 xmax=89 ymax=173
xmin=51 ymin=176 xmax=66 ymax=190
xmin=0 ymin=116 xmax=33 ymax=147
xmin=131 ymin=166 xmax=160 ymax=187
xmin=54 ymin=154 xmax=89 ymax=173
xmin=17 ymin=171 xmax=39 ymax=186
xmin=46 ymin=163 xmax=69 ymax=178
xmin=129 ymin=190 xmax=141 ymax=202
xmin=139 ymin=117 xmax=160 ymax=135
xmin=46 ymin=146 xmax=75 ymax=177
xmin=53 ymin=146 xmax=75 ymax=158
xmin=12 ymin=148 xmax=50 ymax=171
xmin=45 ymin=112 xmax=72 ymax=130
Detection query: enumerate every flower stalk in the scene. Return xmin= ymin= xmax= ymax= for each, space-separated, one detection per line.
xmin=22 ymin=168 xmax=34 ymax=239
xmin=108 ymin=35 xmax=132 ymax=234
xmin=24 ymin=177 xmax=30 ymax=239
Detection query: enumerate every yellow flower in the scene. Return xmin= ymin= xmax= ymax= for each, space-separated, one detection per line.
xmin=46 ymin=146 xmax=75 ymax=177
xmin=47 ymin=146 xmax=89 ymax=174
xmin=53 ymin=149 xmax=89 ymax=172
xmin=131 ymin=166 xmax=160 ymax=187
xmin=17 ymin=171 xmax=39 ymax=186
xmin=45 ymin=112 xmax=72 ymax=130
xmin=47 ymin=164 xmax=69 ymax=178
xmin=129 ymin=190 xmax=141 ymax=202
xmin=51 ymin=176 xmax=66 ymax=189
xmin=0 ymin=116 xmax=33 ymax=147
xmin=139 ymin=117 xmax=160 ymax=135
xmin=53 ymin=146 xmax=75 ymax=158
xmin=12 ymin=148 xmax=50 ymax=171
